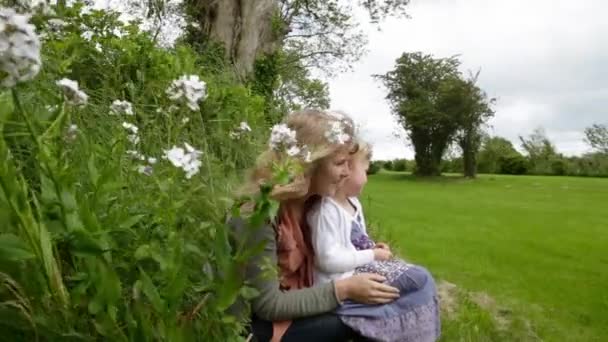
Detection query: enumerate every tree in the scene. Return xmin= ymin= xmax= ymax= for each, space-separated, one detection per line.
xmin=449 ymin=72 xmax=495 ymax=178
xmin=477 ymin=136 xmax=520 ymax=174
xmin=184 ymin=0 xmax=411 ymax=78
xmin=519 ymin=127 xmax=559 ymax=174
xmin=377 ymin=52 xmax=463 ymax=176
xmin=584 ymin=123 xmax=608 ymax=154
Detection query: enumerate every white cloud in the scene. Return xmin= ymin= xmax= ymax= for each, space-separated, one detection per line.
xmin=329 ymin=0 xmax=608 ymax=159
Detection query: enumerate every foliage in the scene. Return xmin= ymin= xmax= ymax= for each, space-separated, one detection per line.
xmin=368 ymin=161 xmax=382 ymax=175
xmin=0 ymin=2 xmax=283 ymax=340
xmin=519 ymin=128 xmax=559 ymax=175
xmin=477 ymin=136 xmax=521 ymax=174
xmin=584 ymin=123 xmax=608 ymax=154
xmin=377 ymin=52 xmax=462 ymax=176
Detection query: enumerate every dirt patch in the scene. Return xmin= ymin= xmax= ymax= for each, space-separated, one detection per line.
xmin=437 ymin=280 xmax=459 ymax=319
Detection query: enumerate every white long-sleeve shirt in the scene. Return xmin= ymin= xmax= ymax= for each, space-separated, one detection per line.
xmin=307 ymin=197 xmax=375 ymax=285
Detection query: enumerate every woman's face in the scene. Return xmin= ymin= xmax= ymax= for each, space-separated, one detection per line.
xmin=309 ymin=149 xmax=351 ymax=197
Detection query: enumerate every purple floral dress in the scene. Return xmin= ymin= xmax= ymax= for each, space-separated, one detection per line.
xmin=336 ymin=202 xmax=441 ymax=342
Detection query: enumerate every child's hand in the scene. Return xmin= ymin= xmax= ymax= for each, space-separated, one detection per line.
xmin=375 ymin=242 xmax=391 ymax=252
xmin=373 ymin=248 xmax=393 ymax=261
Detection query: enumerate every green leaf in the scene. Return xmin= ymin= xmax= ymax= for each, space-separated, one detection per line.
xmin=120 ymin=214 xmax=146 ymax=230
xmin=88 ymin=155 xmax=100 ymax=186
xmin=0 ymin=234 xmax=35 ymax=262
xmin=138 ymin=268 xmax=164 ymax=312
xmin=239 ymin=286 xmax=260 ymax=300
xmin=68 ymin=230 xmax=106 ymax=256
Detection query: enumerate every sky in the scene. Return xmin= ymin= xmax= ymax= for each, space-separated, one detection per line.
xmin=328 ymin=0 xmax=608 ymax=160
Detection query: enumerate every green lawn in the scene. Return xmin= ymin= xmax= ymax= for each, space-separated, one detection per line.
xmin=363 ymin=172 xmax=608 ymax=341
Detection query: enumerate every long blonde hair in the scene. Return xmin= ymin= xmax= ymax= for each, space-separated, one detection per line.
xmin=241 ymin=109 xmax=358 ymax=201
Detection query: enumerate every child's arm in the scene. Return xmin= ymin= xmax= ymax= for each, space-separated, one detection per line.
xmin=309 ymin=200 xmax=375 ymax=274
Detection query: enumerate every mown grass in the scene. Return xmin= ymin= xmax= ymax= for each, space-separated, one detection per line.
xmin=363 ymin=172 xmax=608 ymax=341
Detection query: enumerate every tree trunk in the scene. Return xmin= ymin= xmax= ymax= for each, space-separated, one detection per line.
xmin=460 ymin=128 xmax=480 ymax=178
xmin=412 ymin=130 xmax=442 ymax=176
xmin=193 ymin=0 xmax=279 ymax=78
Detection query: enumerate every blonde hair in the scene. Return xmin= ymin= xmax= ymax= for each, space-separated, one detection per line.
xmin=241 ymin=109 xmax=358 ymax=201
xmin=352 ymin=140 xmax=372 ymax=164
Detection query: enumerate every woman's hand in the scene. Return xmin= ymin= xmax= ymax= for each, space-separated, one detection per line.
xmin=335 ymin=273 xmax=400 ymax=304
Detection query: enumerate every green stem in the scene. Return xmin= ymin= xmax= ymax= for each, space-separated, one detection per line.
xmin=11 ymin=89 xmax=41 ymax=150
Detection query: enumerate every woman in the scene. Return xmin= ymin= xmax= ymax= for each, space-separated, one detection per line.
xmin=231 ymin=109 xmax=427 ymax=341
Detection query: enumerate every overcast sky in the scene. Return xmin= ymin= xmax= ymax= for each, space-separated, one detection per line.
xmin=328 ymin=0 xmax=608 ymax=160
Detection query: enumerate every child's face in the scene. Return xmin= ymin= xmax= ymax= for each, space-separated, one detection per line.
xmin=343 ymin=157 xmax=369 ymax=197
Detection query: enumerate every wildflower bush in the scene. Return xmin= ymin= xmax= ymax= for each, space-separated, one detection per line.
xmin=0 ymin=1 xmax=279 ymax=340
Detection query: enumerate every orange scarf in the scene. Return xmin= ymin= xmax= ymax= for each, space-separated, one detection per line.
xmin=271 ymin=201 xmax=314 ymax=342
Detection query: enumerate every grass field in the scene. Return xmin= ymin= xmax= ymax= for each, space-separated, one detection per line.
xmin=363 ymin=172 xmax=608 ymax=341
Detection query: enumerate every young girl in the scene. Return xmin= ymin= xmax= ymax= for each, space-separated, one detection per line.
xmin=308 ymin=141 xmax=441 ymax=342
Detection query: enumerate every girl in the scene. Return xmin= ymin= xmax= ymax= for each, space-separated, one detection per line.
xmin=308 ymin=141 xmax=441 ymax=342
xmin=232 ymin=110 xmax=402 ymax=342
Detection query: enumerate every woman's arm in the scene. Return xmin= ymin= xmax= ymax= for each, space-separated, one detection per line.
xmin=231 ymin=218 xmax=340 ymax=321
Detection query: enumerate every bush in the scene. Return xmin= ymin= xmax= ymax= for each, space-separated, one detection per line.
xmin=498 ymin=155 xmax=528 ymax=175
xmin=0 ymin=3 xmax=270 ymax=340
xmin=393 ymin=159 xmax=408 ymax=172
xmin=383 ymin=160 xmax=394 ymax=170
xmin=368 ymin=161 xmax=382 ymax=175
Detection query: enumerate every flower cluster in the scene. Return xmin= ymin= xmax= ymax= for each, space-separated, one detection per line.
xmin=166 ymin=75 xmax=207 ymax=111
xmin=268 ymin=123 xmax=312 ymax=162
xmin=110 ymin=100 xmax=134 ymax=116
xmin=162 ymin=143 xmax=202 ymax=179
xmin=56 ymin=78 xmax=88 ymax=105
xmin=229 ymin=121 xmax=252 ymax=140
xmin=269 ymin=123 xmax=297 ymax=151
xmin=121 ymin=121 xmax=140 ymax=145
xmin=0 ymin=7 xmax=42 ymax=87
xmin=325 ymin=121 xmax=351 ymax=145
xmin=126 ymin=150 xmax=157 ymax=176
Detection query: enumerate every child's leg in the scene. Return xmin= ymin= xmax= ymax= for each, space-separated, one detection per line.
xmin=390 ymin=265 xmax=429 ymax=295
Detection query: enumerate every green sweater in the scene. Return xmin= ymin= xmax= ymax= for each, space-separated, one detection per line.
xmin=231 ymin=218 xmax=340 ymax=321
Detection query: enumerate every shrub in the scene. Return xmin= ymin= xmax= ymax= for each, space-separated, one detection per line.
xmin=0 ymin=3 xmax=273 ymax=340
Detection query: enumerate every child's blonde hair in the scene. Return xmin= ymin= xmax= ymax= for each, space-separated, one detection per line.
xmin=241 ymin=109 xmax=358 ymax=201
xmin=351 ymin=139 xmax=372 ymax=166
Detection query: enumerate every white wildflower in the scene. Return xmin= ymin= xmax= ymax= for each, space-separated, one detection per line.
xmin=112 ymin=27 xmax=123 ymax=38
xmin=286 ymin=145 xmax=301 ymax=157
xmin=126 ymin=150 xmax=143 ymax=160
xmin=229 ymin=131 xmax=240 ymax=140
xmin=94 ymin=42 xmax=102 ymax=52
xmin=127 ymin=134 xmax=140 ymax=145
xmin=239 ymin=121 xmax=252 ymax=132
xmin=181 ymin=117 xmax=190 ymax=124
xmin=166 ymin=75 xmax=207 ymax=111
xmin=162 ymin=143 xmax=202 ymax=179
xmin=269 ymin=123 xmax=297 ymax=151
xmin=47 ymin=18 xmax=67 ymax=31
xmin=66 ymin=123 xmax=78 ymax=141
xmin=136 ymin=165 xmax=153 ymax=176
xmin=56 ymin=78 xmax=88 ymax=105
xmin=147 ymin=157 xmax=157 ymax=164
xmin=0 ymin=7 xmax=42 ymax=87
xmin=325 ymin=121 xmax=350 ymax=145
xmin=110 ymin=100 xmax=134 ymax=116
xmin=121 ymin=122 xmax=138 ymax=134
xmin=81 ymin=30 xmax=93 ymax=41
